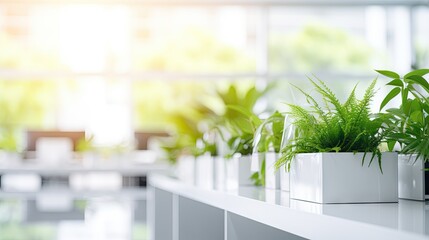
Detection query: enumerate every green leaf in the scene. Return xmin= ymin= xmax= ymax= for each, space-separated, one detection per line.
xmin=410 ymin=99 xmax=422 ymax=113
xmin=227 ymin=105 xmax=262 ymax=128
xmin=402 ymin=88 xmax=409 ymax=107
xmin=410 ymin=111 xmax=423 ymax=124
xmin=386 ymin=79 xmax=403 ymax=87
xmin=404 ymin=69 xmax=429 ymax=78
xmin=380 ymin=87 xmax=400 ymax=111
xmin=406 ymin=75 xmax=429 ymax=93
xmin=387 ymin=140 xmax=396 ymax=151
xmin=242 ymin=86 xmax=259 ymax=110
xmin=376 ymin=70 xmax=400 ymax=79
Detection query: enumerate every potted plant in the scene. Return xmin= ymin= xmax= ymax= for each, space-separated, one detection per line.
xmin=163 ymin=110 xmax=204 ymax=184
xmin=376 ymin=68 xmax=429 ymax=200
xmin=76 ymin=135 xmax=96 ymax=167
xmin=253 ymin=111 xmax=286 ymax=190
xmin=160 ymin=99 xmax=217 ymax=185
xmin=212 ymin=83 xmax=269 ymax=188
xmin=194 ymin=131 xmax=218 ymax=189
xmin=275 ymin=77 xmax=398 ymax=204
xmin=0 ymin=130 xmax=21 ymax=165
xmin=224 ymin=104 xmax=264 ymax=187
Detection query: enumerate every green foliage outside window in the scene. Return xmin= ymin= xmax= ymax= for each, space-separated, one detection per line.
xmin=133 ymin=28 xmax=256 ymax=131
xmin=270 ymin=23 xmax=376 ymax=72
xmin=0 ymin=81 xmax=55 ymax=152
xmin=0 ymin=34 xmax=59 ymax=151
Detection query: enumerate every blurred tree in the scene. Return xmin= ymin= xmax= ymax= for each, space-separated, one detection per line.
xmin=133 ymin=28 xmax=255 ymax=130
xmin=269 ymin=23 xmax=375 ymax=73
xmin=0 ymin=33 xmax=59 ymax=151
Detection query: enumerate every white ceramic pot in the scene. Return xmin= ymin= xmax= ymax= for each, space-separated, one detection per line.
xmin=0 ymin=151 xmax=21 ymax=166
xmin=265 ymin=152 xmax=281 ymax=190
xmin=226 ymin=153 xmax=264 ymax=189
xmin=279 ymin=165 xmax=290 ymax=192
xmin=214 ymin=156 xmax=226 ymax=190
xmin=290 ymin=152 xmax=398 ymax=204
xmin=398 ymin=154 xmax=427 ymax=201
xmin=176 ymin=155 xmax=196 ymax=185
xmin=195 ymin=153 xmax=215 ymax=189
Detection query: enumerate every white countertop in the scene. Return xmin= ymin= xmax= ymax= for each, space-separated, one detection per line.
xmin=0 ymin=161 xmax=170 ymax=176
xmin=0 ymin=187 xmax=147 ymax=199
xmin=149 ymin=174 xmax=429 ymax=240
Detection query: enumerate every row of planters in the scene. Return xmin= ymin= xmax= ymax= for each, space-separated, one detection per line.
xmin=164 ymin=68 xmax=429 ymax=204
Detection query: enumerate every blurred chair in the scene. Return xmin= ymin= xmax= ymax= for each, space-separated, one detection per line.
xmin=25 ymin=130 xmax=85 ymax=165
xmin=132 ymin=131 xmax=170 ymax=166
xmin=26 ymin=130 xmax=85 ymax=152
xmin=134 ymin=131 xmax=169 ymax=150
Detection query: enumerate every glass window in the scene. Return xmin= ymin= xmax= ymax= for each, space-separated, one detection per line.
xmin=0 ymin=2 xmax=426 ymax=146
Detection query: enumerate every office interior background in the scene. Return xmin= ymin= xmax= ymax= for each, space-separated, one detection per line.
xmin=0 ymin=0 xmax=428 ymax=239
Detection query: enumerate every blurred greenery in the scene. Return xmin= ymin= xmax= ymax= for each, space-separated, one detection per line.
xmin=133 ymin=81 xmax=214 ymax=130
xmin=133 ymin=28 xmax=256 ymax=131
xmin=0 ymin=33 xmax=62 ymax=71
xmin=159 ymin=95 xmax=218 ymax=163
xmin=269 ymin=23 xmax=375 ymax=72
xmin=0 ymin=33 xmax=60 ymax=152
xmin=0 ymin=81 xmax=56 ymax=152
xmin=0 ymin=224 xmax=56 ymax=240
xmin=0 ymin=22 xmax=384 ymax=156
xmin=132 ymin=28 xmax=259 ymax=162
xmin=133 ymin=28 xmax=255 ymax=73
xmin=415 ymin=41 xmax=429 ymax=69
xmin=133 ymin=223 xmax=149 ymax=240
xmin=76 ymin=135 xmax=95 ymax=153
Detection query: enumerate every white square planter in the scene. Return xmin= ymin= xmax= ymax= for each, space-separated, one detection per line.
xmin=176 ymin=155 xmax=196 ymax=185
xmin=290 ymin=152 xmax=398 ymax=204
xmin=279 ymin=165 xmax=290 ymax=192
xmin=0 ymin=151 xmax=21 ymax=166
xmin=195 ymin=154 xmax=214 ymax=189
xmin=265 ymin=152 xmax=281 ymax=190
xmin=398 ymin=154 xmax=427 ymax=201
xmin=214 ymin=156 xmax=226 ymax=190
xmin=225 ymin=154 xmax=264 ymax=189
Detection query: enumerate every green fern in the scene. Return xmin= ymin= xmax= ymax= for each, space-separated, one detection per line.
xmin=276 ymin=77 xmax=386 ymax=172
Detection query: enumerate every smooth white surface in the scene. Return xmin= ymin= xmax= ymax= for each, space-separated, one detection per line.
xmin=279 ymin=166 xmax=290 ymax=191
xmin=1 ymin=173 xmax=41 ymax=192
xmin=0 ymin=162 xmax=169 ymax=176
xmin=399 ymin=154 xmax=425 ymax=201
xmin=291 ymin=152 xmax=398 ymax=203
xmin=0 ymin=187 xmax=147 ymax=199
xmin=265 ymin=152 xmax=280 ymax=190
xmin=226 ymin=155 xmax=253 ymax=188
xmin=195 ymin=154 xmax=214 ymax=189
xmin=36 ymin=192 xmax=73 ymax=211
xmin=36 ymin=137 xmax=73 ymax=165
xmin=176 ymin=155 xmax=195 ymax=184
xmin=214 ymin=156 xmax=226 ymax=190
xmin=149 ymin=174 xmax=429 ymax=240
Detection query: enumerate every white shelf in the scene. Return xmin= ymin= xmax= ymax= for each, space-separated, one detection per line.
xmin=0 ymin=162 xmax=170 ymax=176
xmin=149 ymin=174 xmax=429 ymax=240
xmin=0 ymin=187 xmax=147 ymax=199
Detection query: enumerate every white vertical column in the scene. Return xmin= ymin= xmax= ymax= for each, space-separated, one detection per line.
xmin=256 ymin=7 xmax=269 ymax=78
xmin=365 ymin=6 xmax=387 ymax=69
xmin=391 ymin=6 xmax=412 ymax=73
xmin=254 ymin=6 xmax=270 ymax=113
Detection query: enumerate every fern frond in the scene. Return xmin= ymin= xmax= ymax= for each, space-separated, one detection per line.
xmin=310 ymin=76 xmax=347 ymax=121
xmin=291 ymin=82 xmax=329 ymax=124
